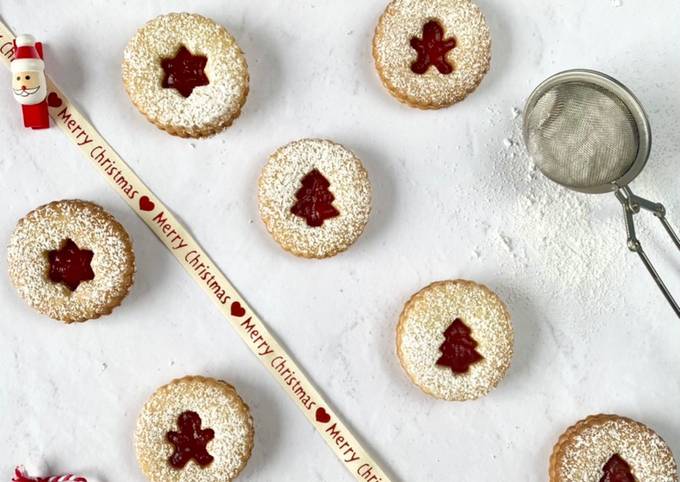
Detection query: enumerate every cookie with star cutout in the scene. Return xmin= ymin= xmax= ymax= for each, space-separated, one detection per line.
xmin=7 ymin=200 xmax=135 ymax=323
xmin=372 ymin=0 xmax=492 ymax=109
xmin=122 ymin=13 xmax=249 ymax=138
xmin=396 ymin=280 xmax=513 ymax=401
xmin=258 ymin=139 xmax=372 ymax=259
xmin=135 ymin=376 xmax=254 ymax=482
xmin=550 ymin=414 xmax=678 ymax=482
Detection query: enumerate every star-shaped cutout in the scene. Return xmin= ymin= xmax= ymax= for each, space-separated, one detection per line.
xmin=47 ymin=239 xmax=95 ymax=291
xmin=161 ymin=46 xmax=209 ymax=98
xmin=410 ymin=20 xmax=457 ymax=75
xmin=166 ymin=411 xmax=215 ymax=469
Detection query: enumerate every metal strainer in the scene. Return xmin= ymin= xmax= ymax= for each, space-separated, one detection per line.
xmin=523 ymin=69 xmax=680 ymax=316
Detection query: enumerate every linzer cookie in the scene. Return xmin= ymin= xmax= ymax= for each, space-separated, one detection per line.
xmin=7 ymin=200 xmax=135 ymax=323
xmin=550 ymin=414 xmax=678 ymax=481
xmin=372 ymin=0 xmax=491 ymax=109
xmin=396 ymin=280 xmax=513 ymax=400
xmin=122 ymin=13 xmax=249 ymax=138
xmin=258 ymin=139 xmax=371 ymax=258
xmin=135 ymin=376 xmax=254 ymax=482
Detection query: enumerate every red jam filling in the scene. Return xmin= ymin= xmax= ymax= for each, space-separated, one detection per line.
xmin=166 ymin=411 xmax=215 ymax=469
xmin=47 ymin=239 xmax=94 ymax=291
xmin=290 ymin=168 xmax=340 ymax=227
xmin=161 ymin=46 xmax=209 ymax=98
xmin=600 ymin=454 xmax=636 ymax=482
xmin=410 ymin=20 xmax=457 ymax=75
xmin=436 ymin=318 xmax=483 ymax=374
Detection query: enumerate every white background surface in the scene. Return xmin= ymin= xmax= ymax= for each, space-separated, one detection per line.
xmin=1 ymin=1 xmax=680 ymax=480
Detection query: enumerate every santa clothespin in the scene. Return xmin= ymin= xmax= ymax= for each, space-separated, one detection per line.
xmin=10 ymin=34 xmax=50 ymax=129
xmin=12 ymin=465 xmax=99 ymax=482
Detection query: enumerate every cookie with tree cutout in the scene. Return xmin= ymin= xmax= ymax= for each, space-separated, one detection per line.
xmin=396 ymin=280 xmax=513 ymax=400
xmin=550 ymin=414 xmax=678 ymax=482
xmin=258 ymin=139 xmax=371 ymax=258
xmin=7 ymin=200 xmax=135 ymax=323
xmin=373 ymin=0 xmax=491 ymax=109
xmin=135 ymin=376 xmax=254 ymax=482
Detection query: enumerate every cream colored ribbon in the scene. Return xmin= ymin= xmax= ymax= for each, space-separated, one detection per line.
xmin=1 ymin=19 xmax=392 ymax=482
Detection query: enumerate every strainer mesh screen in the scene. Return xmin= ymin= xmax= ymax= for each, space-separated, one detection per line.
xmin=525 ymin=81 xmax=639 ymax=188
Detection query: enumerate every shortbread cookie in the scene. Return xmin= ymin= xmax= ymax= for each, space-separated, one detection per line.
xmin=373 ymin=0 xmax=491 ymax=109
xmin=135 ymin=376 xmax=254 ymax=482
xmin=550 ymin=414 xmax=678 ymax=481
xmin=122 ymin=12 xmax=249 ymax=138
xmin=396 ymin=280 xmax=513 ymax=400
xmin=7 ymin=200 xmax=135 ymax=323
xmin=258 ymin=139 xmax=371 ymax=258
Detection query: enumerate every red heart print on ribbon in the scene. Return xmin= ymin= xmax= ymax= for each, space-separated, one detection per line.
xmin=139 ymin=195 xmax=155 ymax=212
xmin=315 ymin=407 xmax=331 ymax=424
xmin=47 ymin=92 xmax=63 ymax=108
xmin=231 ymin=301 xmax=246 ymax=317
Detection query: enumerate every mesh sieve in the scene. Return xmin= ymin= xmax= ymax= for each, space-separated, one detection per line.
xmin=525 ymin=80 xmax=640 ymax=190
xmin=522 ymin=70 xmax=680 ymax=318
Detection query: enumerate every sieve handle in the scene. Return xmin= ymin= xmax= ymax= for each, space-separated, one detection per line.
xmin=615 ymin=186 xmax=680 ymax=318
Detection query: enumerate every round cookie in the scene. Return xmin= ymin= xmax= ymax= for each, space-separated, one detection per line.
xmin=396 ymin=280 xmax=513 ymax=400
xmin=135 ymin=376 xmax=254 ymax=482
xmin=372 ymin=0 xmax=491 ymax=109
xmin=550 ymin=414 xmax=678 ymax=481
xmin=258 ymin=139 xmax=372 ymax=258
xmin=7 ymin=200 xmax=135 ymax=323
xmin=122 ymin=12 xmax=249 ymax=138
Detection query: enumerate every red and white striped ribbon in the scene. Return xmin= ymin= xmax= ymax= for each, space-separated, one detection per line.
xmin=12 ymin=466 xmax=91 ymax=482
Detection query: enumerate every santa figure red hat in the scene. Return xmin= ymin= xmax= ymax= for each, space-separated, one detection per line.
xmin=12 ymin=34 xmax=45 ymax=74
xmin=11 ymin=33 xmax=50 ymax=129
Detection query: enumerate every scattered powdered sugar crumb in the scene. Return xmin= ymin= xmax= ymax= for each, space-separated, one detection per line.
xmin=499 ymin=234 xmax=513 ymax=252
xmin=468 ymin=107 xmax=638 ymax=325
xmin=610 ymin=0 xmax=623 ymax=7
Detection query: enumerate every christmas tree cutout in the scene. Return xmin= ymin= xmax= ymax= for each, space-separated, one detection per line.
xmin=436 ymin=318 xmax=483 ymax=374
xmin=290 ymin=168 xmax=340 ymax=227
xmin=600 ymin=454 xmax=636 ymax=482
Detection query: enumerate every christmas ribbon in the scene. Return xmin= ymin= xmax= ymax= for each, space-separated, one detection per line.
xmin=1 ymin=19 xmax=392 ymax=482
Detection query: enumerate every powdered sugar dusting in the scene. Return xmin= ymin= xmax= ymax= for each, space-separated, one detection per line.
xmin=552 ymin=415 xmax=678 ymax=480
xmin=469 ymin=109 xmax=636 ymax=325
xmin=122 ymin=13 xmax=248 ymax=137
xmin=135 ymin=376 xmax=254 ymax=482
xmin=397 ymin=280 xmax=513 ymax=401
xmin=258 ymin=139 xmax=372 ymax=258
xmin=373 ymin=0 xmax=492 ymax=108
xmin=7 ymin=200 xmax=135 ymax=323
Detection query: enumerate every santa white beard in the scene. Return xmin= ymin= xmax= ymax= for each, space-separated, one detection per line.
xmin=12 ymin=72 xmax=47 ymax=105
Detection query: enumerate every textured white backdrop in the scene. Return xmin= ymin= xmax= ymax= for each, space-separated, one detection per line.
xmin=1 ymin=1 xmax=679 ymax=480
